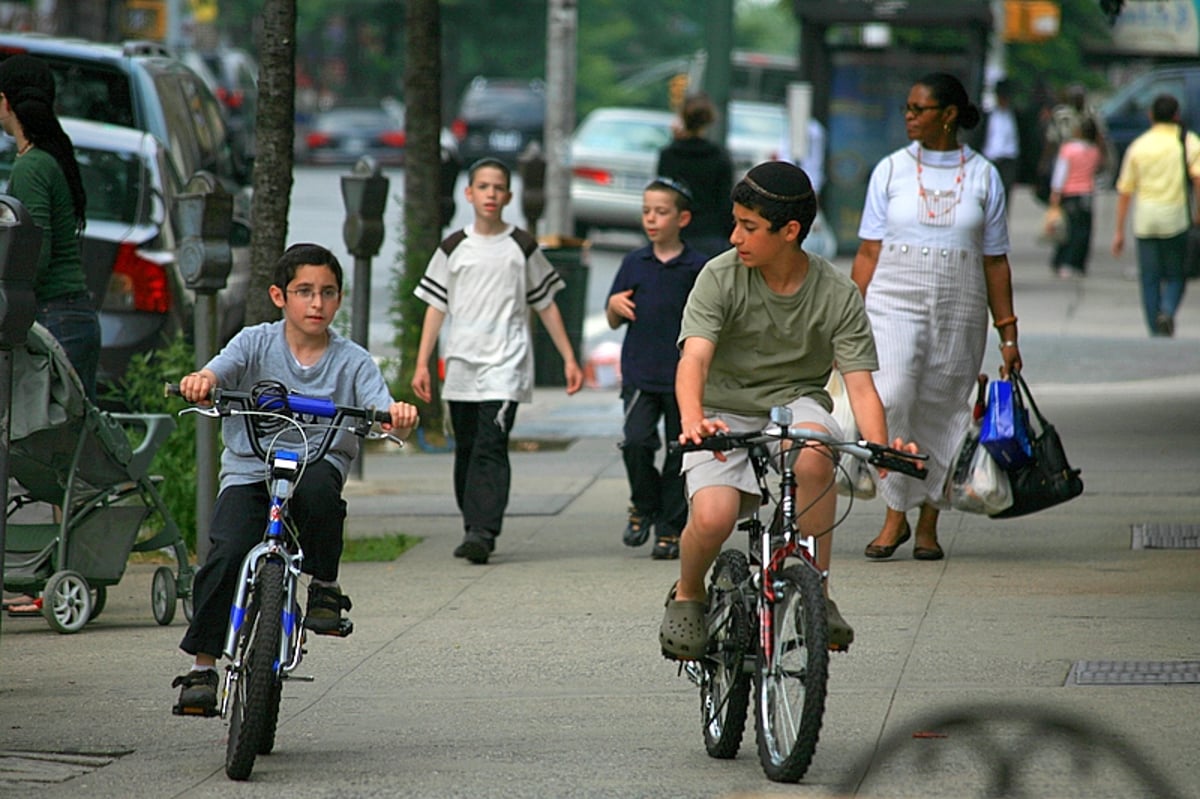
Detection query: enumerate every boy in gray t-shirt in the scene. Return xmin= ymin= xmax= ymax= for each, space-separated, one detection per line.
xmin=172 ymin=243 xmax=418 ymax=717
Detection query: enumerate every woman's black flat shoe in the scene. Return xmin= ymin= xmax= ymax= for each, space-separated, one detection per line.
xmin=913 ymin=542 xmax=944 ymax=561
xmin=864 ymin=521 xmax=911 ymax=560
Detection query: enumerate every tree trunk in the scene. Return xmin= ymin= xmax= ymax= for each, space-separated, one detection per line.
xmin=246 ymin=0 xmax=296 ymax=326
xmin=396 ymin=0 xmax=446 ymax=434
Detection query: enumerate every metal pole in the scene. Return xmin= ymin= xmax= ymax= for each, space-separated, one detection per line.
xmin=349 ymin=255 xmax=371 ymax=481
xmin=194 ymin=293 xmax=218 ymax=565
xmin=543 ymin=0 xmax=577 ymax=237
xmin=704 ymin=0 xmax=734 ymax=144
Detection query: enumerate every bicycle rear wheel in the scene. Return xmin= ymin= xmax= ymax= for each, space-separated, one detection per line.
xmin=755 ymin=563 xmax=829 ymax=782
xmin=701 ymin=549 xmax=752 ymax=759
xmin=226 ymin=559 xmax=285 ymax=780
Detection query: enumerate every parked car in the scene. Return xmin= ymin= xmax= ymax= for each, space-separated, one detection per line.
xmin=452 ymin=77 xmax=546 ymax=165
xmin=569 ymin=106 xmax=676 ymax=238
xmin=0 ymin=118 xmax=250 ymax=388
xmin=302 ymin=105 xmax=408 ymax=166
xmin=1101 ymin=66 xmax=1200 ymax=174
xmin=181 ymin=46 xmax=258 ymax=178
xmin=0 ymin=32 xmax=249 ymax=190
xmin=727 ymin=100 xmax=788 ymax=179
xmin=299 ymin=101 xmax=463 ymax=174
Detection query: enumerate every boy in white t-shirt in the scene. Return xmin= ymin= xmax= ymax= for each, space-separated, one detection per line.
xmin=412 ymin=158 xmax=583 ymax=564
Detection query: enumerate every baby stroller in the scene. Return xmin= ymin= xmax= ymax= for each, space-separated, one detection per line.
xmin=3 ymin=323 xmax=193 ymax=633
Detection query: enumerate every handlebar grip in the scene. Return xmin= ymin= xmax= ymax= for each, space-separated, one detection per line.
xmin=371 ymin=409 xmax=392 ymax=424
xmin=164 ymin=382 xmax=181 ymax=398
xmin=670 ymin=435 xmax=740 ymax=454
xmin=868 ymin=451 xmax=928 ymax=479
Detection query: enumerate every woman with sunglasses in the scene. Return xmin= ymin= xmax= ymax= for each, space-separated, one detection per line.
xmin=851 ymin=73 xmax=1022 ymax=561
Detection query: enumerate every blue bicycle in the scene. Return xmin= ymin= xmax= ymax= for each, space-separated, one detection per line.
xmin=169 ymin=380 xmax=403 ymax=780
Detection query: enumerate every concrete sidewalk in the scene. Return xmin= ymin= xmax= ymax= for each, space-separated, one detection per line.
xmin=1 ymin=186 xmax=1198 ymax=798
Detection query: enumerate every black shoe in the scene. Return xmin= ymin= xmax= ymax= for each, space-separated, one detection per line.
xmin=622 ymin=506 xmax=654 ymax=547
xmin=651 ymin=536 xmax=679 ymax=560
xmin=172 ymin=669 xmax=219 ymax=717
xmin=454 ymin=529 xmax=496 ymax=564
xmin=304 ymin=583 xmax=352 ymax=634
xmin=1155 ymin=313 xmax=1175 ymax=337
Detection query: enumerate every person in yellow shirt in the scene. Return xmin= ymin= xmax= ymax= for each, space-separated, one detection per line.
xmin=1112 ymin=93 xmax=1200 ymax=336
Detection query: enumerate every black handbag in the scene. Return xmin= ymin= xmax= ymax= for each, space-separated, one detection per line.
xmin=1181 ymin=128 xmax=1200 ymax=280
xmin=989 ymin=370 xmax=1083 ymax=519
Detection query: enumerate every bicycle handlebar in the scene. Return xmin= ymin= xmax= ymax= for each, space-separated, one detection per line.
xmin=670 ymin=426 xmax=928 ymax=480
xmin=164 ymin=383 xmax=393 ymax=424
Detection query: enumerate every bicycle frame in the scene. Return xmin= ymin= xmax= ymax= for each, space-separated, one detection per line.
xmin=219 ymin=449 xmax=307 ymax=718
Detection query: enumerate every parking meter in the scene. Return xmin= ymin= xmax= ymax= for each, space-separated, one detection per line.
xmin=518 ymin=141 xmax=546 ymax=235
xmin=0 ymin=195 xmax=41 ymax=348
xmin=341 ymin=156 xmax=389 ymax=259
xmin=176 ymin=171 xmax=233 ymax=292
xmin=174 ymin=172 xmax=232 ymax=565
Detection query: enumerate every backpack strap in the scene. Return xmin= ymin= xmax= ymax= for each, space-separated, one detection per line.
xmin=439 ymin=229 xmax=468 ymax=257
xmin=510 ymin=227 xmax=538 ymax=259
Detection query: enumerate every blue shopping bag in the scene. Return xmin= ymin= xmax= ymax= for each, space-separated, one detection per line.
xmin=979 ymin=376 xmax=1032 ymax=470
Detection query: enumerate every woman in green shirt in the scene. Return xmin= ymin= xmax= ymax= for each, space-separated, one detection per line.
xmin=0 ymin=53 xmax=99 ymax=402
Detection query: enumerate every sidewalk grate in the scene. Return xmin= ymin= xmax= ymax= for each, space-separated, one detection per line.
xmin=1130 ymin=523 xmax=1200 ymax=550
xmin=1066 ymin=660 xmax=1200 ymax=686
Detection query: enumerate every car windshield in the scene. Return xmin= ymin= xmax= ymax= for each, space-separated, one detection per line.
xmin=463 ymin=90 xmax=543 ymax=120
xmin=47 ymin=60 xmax=136 ymax=128
xmin=576 ymin=118 xmax=672 ymax=153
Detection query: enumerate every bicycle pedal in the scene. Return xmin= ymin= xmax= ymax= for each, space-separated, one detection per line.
xmin=283 ymin=673 xmax=315 ymax=682
xmin=172 ymin=703 xmax=220 ymax=718
xmin=828 ymin=642 xmax=850 ymax=654
xmin=309 ymin=618 xmax=354 ymax=637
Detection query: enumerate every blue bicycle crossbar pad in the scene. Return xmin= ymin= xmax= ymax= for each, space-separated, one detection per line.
xmin=258 ymin=393 xmax=338 ymax=418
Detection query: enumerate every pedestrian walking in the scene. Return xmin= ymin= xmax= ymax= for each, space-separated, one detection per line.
xmin=1111 ymin=93 xmax=1200 ymax=337
xmin=852 ymin=72 xmax=1022 ymax=562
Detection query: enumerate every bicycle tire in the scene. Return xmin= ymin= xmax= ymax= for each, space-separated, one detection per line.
xmin=701 ymin=549 xmax=752 ymax=759
xmin=755 ymin=563 xmax=829 ymax=782
xmin=258 ymin=594 xmax=299 ymax=755
xmin=225 ymin=559 xmax=285 ymax=780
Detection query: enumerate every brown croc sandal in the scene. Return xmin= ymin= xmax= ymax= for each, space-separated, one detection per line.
xmin=659 ymin=583 xmax=706 ymax=661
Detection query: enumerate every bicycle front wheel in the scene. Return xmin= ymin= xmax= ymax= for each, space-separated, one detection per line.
xmin=755 ymin=563 xmax=829 ymax=782
xmin=226 ymin=559 xmax=285 ymax=781
xmin=701 ymin=549 xmax=752 ymax=759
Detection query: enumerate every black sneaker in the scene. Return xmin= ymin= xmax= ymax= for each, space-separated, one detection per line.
xmin=304 ymin=583 xmax=352 ymax=634
xmin=622 ymin=506 xmax=654 ymax=547
xmin=172 ymin=669 xmax=219 ymax=716
xmin=453 ymin=529 xmax=496 ymax=564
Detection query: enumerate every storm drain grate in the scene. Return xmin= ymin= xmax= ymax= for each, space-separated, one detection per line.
xmin=1066 ymin=660 xmax=1200 ymax=686
xmin=1130 ymin=523 xmax=1200 ymax=550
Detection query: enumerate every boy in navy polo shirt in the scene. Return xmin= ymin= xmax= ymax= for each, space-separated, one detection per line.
xmin=606 ymin=177 xmax=709 ymax=559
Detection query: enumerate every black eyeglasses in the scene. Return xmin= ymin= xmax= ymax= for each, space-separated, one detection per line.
xmin=904 ymin=104 xmax=944 ymax=116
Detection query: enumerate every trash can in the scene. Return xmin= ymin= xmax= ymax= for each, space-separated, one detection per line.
xmin=533 ymin=235 xmax=589 ymax=387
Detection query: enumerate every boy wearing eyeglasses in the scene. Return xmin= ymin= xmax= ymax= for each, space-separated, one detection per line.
xmin=606 ymin=177 xmax=707 ymax=560
xmin=412 ymin=157 xmax=583 ymax=565
xmin=172 ymin=243 xmax=419 ymax=717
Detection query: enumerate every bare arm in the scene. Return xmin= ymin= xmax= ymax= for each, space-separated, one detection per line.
xmin=850 ymin=239 xmax=882 ymax=296
xmin=535 ymin=302 xmax=584 ymax=394
xmin=1112 ymin=191 xmax=1132 ymax=256
xmin=983 ymin=253 xmax=1022 ymax=377
xmin=410 ymin=306 xmax=445 ymax=404
xmin=675 ymin=336 xmax=728 ymax=444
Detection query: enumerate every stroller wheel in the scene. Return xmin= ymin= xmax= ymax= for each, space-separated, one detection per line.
xmin=89 ymin=586 xmax=107 ymax=621
xmin=42 ymin=571 xmax=94 ymax=634
xmin=152 ymin=566 xmax=177 ymax=626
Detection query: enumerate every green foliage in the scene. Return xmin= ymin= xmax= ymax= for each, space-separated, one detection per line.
xmin=102 ymin=335 xmax=199 ymax=553
xmin=1006 ymin=0 xmax=1114 ymax=103
xmin=340 ymin=533 xmax=421 ymax=562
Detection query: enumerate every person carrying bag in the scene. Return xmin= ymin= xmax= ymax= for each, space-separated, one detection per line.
xmin=988 ymin=370 xmax=1084 ymax=519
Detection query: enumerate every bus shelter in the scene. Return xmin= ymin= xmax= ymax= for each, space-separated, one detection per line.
xmin=793 ymin=0 xmax=993 ymax=253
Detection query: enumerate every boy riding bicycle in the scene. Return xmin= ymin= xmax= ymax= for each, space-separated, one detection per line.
xmin=660 ymin=161 xmax=912 ymax=661
xmin=172 ymin=243 xmax=418 ymax=716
